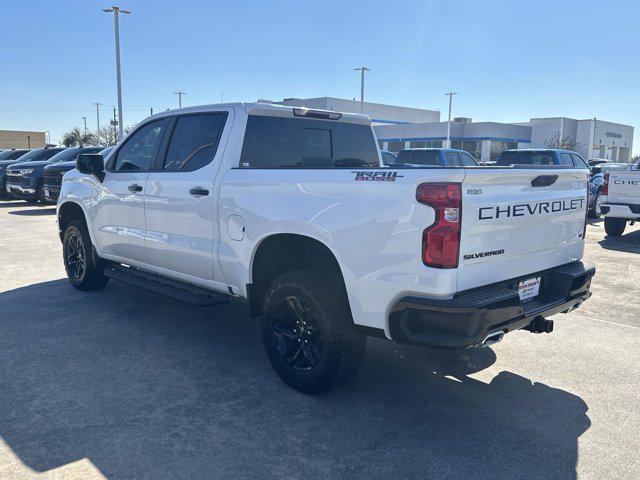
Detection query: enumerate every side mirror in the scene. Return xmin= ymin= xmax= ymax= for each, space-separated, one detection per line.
xmin=76 ymin=153 xmax=105 ymax=181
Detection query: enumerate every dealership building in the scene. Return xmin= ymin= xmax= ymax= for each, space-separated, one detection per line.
xmin=0 ymin=130 xmax=46 ymax=149
xmin=272 ymin=97 xmax=634 ymax=163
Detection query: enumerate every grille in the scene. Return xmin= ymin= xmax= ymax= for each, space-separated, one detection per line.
xmin=44 ymin=175 xmax=62 ymax=186
xmin=6 ymin=172 xmax=21 ymax=183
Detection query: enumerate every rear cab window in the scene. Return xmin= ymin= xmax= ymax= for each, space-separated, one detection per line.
xmin=496 ymin=151 xmax=557 ymax=166
xmin=239 ymin=115 xmax=379 ymax=168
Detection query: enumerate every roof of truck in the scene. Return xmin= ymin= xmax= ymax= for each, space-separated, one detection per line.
xmin=145 ymin=102 xmax=372 ymax=125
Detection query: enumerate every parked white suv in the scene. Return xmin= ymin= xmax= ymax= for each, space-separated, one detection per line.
xmin=57 ymin=103 xmax=595 ymax=393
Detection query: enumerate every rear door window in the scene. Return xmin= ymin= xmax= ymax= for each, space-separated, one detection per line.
xmin=445 ymin=152 xmax=461 ymax=166
xmin=459 ymin=152 xmax=478 ymax=166
xmin=163 ymin=113 xmax=227 ymax=171
xmin=559 ymin=153 xmax=574 ymax=166
xmin=571 ymin=154 xmax=588 ymax=168
xmin=240 ymin=116 xmax=378 ymax=168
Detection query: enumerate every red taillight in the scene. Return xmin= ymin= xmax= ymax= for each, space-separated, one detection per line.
xmin=602 ymin=173 xmax=609 ymax=195
xmin=416 ymin=183 xmax=461 ymax=268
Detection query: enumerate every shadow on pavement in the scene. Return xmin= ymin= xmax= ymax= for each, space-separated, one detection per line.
xmin=9 ymin=207 xmax=56 ymax=216
xmin=599 ymin=229 xmax=640 ymax=253
xmin=0 ymin=279 xmax=590 ymax=480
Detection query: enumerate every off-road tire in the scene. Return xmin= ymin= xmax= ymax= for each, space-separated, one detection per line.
xmin=604 ymin=217 xmax=626 ymax=237
xmin=261 ymin=268 xmax=366 ymax=394
xmin=588 ymin=190 xmax=602 ymax=219
xmin=62 ymin=220 xmax=109 ymax=290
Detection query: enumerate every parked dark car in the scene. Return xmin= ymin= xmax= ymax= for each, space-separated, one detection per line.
xmin=495 ymin=149 xmax=604 ymax=217
xmin=0 ymin=149 xmax=32 ymax=198
xmin=389 ymin=148 xmax=478 ymax=167
xmin=4 ymin=147 xmax=66 ymax=201
xmin=43 ymin=146 xmax=113 ymax=202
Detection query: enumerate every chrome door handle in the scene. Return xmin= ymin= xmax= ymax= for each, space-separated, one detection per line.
xmin=128 ymin=184 xmax=143 ymax=192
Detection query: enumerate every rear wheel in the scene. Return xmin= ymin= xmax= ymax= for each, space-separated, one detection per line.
xmin=589 ymin=190 xmax=602 ymax=219
xmin=63 ymin=220 xmax=109 ymax=290
xmin=604 ymin=217 xmax=626 ymax=237
xmin=261 ymin=269 xmax=366 ymax=394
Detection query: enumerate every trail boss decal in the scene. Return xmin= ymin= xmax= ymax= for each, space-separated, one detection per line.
xmin=478 ymin=198 xmax=584 ymax=220
xmin=352 ymin=171 xmax=403 ymax=182
xmin=463 ymin=249 xmax=505 ymax=260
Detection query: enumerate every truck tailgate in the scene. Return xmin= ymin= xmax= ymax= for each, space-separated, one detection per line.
xmin=606 ymin=169 xmax=640 ymax=205
xmin=457 ymin=168 xmax=588 ymax=291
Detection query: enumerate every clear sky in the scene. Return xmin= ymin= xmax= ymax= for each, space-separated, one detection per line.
xmin=2 ymin=0 xmax=639 ymax=150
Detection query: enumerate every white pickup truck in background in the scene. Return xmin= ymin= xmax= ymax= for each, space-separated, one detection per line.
xmin=56 ymin=103 xmax=595 ymax=393
xmin=601 ymin=165 xmax=640 ymax=236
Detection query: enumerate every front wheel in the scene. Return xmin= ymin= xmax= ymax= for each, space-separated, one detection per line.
xmin=261 ymin=269 xmax=366 ymax=394
xmin=63 ymin=221 xmax=109 ymax=290
xmin=604 ymin=217 xmax=626 ymax=237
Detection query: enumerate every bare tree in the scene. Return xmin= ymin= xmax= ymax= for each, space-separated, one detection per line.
xmin=61 ymin=128 xmax=97 ymax=147
xmin=544 ymin=131 xmax=581 ymax=151
xmin=62 ymin=124 xmax=137 ymax=148
xmin=490 ymin=142 xmax=510 ymax=162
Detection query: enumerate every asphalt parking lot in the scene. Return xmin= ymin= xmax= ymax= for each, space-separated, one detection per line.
xmin=1 ymin=201 xmax=639 ymax=480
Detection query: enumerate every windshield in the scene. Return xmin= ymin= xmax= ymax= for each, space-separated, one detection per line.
xmin=47 ymin=148 xmax=80 ymax=163
xmin=496 ymin=151 xmax=556 ymax=166
xmin=0 ymin=150 xmax=28 ymax=161
xmin=11 ymin=148 xmax=45 ymax=163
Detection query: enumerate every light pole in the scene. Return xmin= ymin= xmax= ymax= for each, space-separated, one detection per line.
xmin=45 ymin=131 xmax=51 ymax=146
xmin=103 ymin=6 xmax=131 ymax=142
xmin=174 ymin=91 xmax=187 ymax=108
xmin=444 ymin=92 xmax=457 ymax=148
xmin=93 ymin=102 xmax=103 ymax=144
xmin=82 ymin=116 xmax=87 ymax=136
xmin=353 ymin=66 xmax=370 ymax=114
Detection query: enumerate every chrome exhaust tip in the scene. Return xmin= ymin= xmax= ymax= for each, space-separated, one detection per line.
xmin=477 ymin=330 xmax=505 ymax=348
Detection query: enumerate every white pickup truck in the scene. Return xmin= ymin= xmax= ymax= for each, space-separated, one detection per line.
xmin=57 ymin=103 xmax=595 ymax=393
xmin=601 ymin=165 xmax=640 ymax=236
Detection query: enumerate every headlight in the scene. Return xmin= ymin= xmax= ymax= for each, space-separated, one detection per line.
xmin=19 ymin=168 xmax=34 ymax=174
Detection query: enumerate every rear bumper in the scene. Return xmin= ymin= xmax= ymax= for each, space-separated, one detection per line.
xmin=389 ymin=261 xmax=595 ymax=348
xmin=601 ymin=203 xmax=640 ymax=220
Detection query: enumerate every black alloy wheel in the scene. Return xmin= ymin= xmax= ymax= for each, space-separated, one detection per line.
xmin=271 ymin=295 xmax=324 ymax=372
xmin=65 ymin=230 xmax=87 ymax=282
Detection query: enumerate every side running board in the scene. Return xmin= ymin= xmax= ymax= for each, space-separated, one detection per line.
xmin=104 ymin=264 xmax=229 ymax=307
